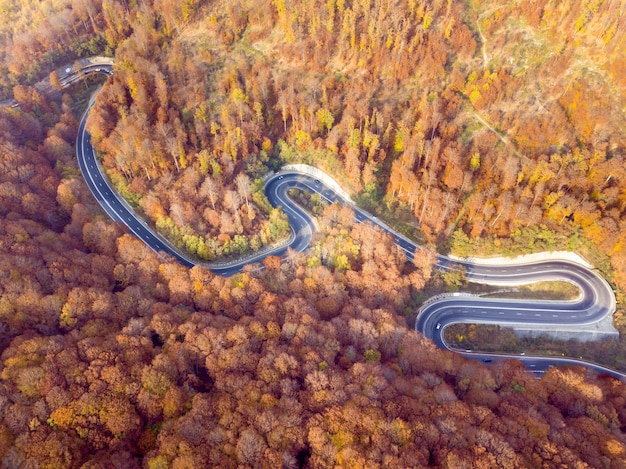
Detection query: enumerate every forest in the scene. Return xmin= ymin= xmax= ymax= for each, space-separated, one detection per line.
xmin=81 ymin=0 xmax=626 ymax=298
xmin=1 ymin=0 xmax=626 ymax=466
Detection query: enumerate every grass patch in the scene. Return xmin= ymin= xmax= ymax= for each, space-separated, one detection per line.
xmin=484 ymin=281 xmax=580 ymax=301
xmin=67 ymin=74 xmax=109 ymax=116
xmin=446 ymin=226 xmax=615 ymax=286
xmin=287 ymin=188 xmax=328 ymax=217
xmin=444 ymin=323 xmax=626 ymax=372
xmin=355 ymin=186 xmax=426 ymax=246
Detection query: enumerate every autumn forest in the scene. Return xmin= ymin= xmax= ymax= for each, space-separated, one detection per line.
xmin=1 ymin=0 xmax=626 ymax=467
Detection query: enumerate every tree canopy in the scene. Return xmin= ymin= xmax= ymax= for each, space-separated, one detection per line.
xmin=1 ymin=0 xmax=626 ymax=466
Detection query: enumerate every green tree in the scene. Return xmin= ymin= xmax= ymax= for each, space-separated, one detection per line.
xmin=316 ymin=108 xmax=335 ymax=133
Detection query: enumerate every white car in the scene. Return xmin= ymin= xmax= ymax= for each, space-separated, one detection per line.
xmin=436 ymin=323 xmax=441 ymax=330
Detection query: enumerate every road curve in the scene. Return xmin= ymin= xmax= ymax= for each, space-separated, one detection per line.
xmin=74 ymin=62 xmax=624 ymax=379
xmin=271 ymin=176 xmax=623 ymax=378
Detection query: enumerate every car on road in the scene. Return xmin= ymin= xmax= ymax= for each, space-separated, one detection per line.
xmin=314 ymin=179 xmax=320 ymax=185
xmin=278 ymin=175 xmax=284 ymax=179
xmin=483 ymin=358 xmax=492 ymax=363
xmin=436 ymin=323 xmax=441 ymax=330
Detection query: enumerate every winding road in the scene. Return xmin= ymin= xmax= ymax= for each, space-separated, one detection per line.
xmin=73 ymin=61 xmax=624 ymax=379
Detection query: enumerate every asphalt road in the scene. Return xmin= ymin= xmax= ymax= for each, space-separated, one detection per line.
xmin=249 ymin=174 xmax=624 ymax=379
xmin=268 ymin=174 xmax=623 ymax=378
xmin=413 ymin=259 xmax=623 ymax=378
xmin=74 ymin=62 xmax=624 ymax=380
xmin=416 ymin=261 xmax=615 ymax=340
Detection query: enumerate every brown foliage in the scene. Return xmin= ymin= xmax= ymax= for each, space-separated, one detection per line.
xmin=0 ymin=1 xmax=625 ymax=467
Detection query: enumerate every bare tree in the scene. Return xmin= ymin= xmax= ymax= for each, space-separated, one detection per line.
xmin=235 ymin=173 xmax=251 ymax=209
xmin=200 ymin=176 xmax=220 ymax=210
xmin=225 ymin=190 xmax=242 ymax=232
xmin=166 ymin=136 xmax=181 ymax=173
